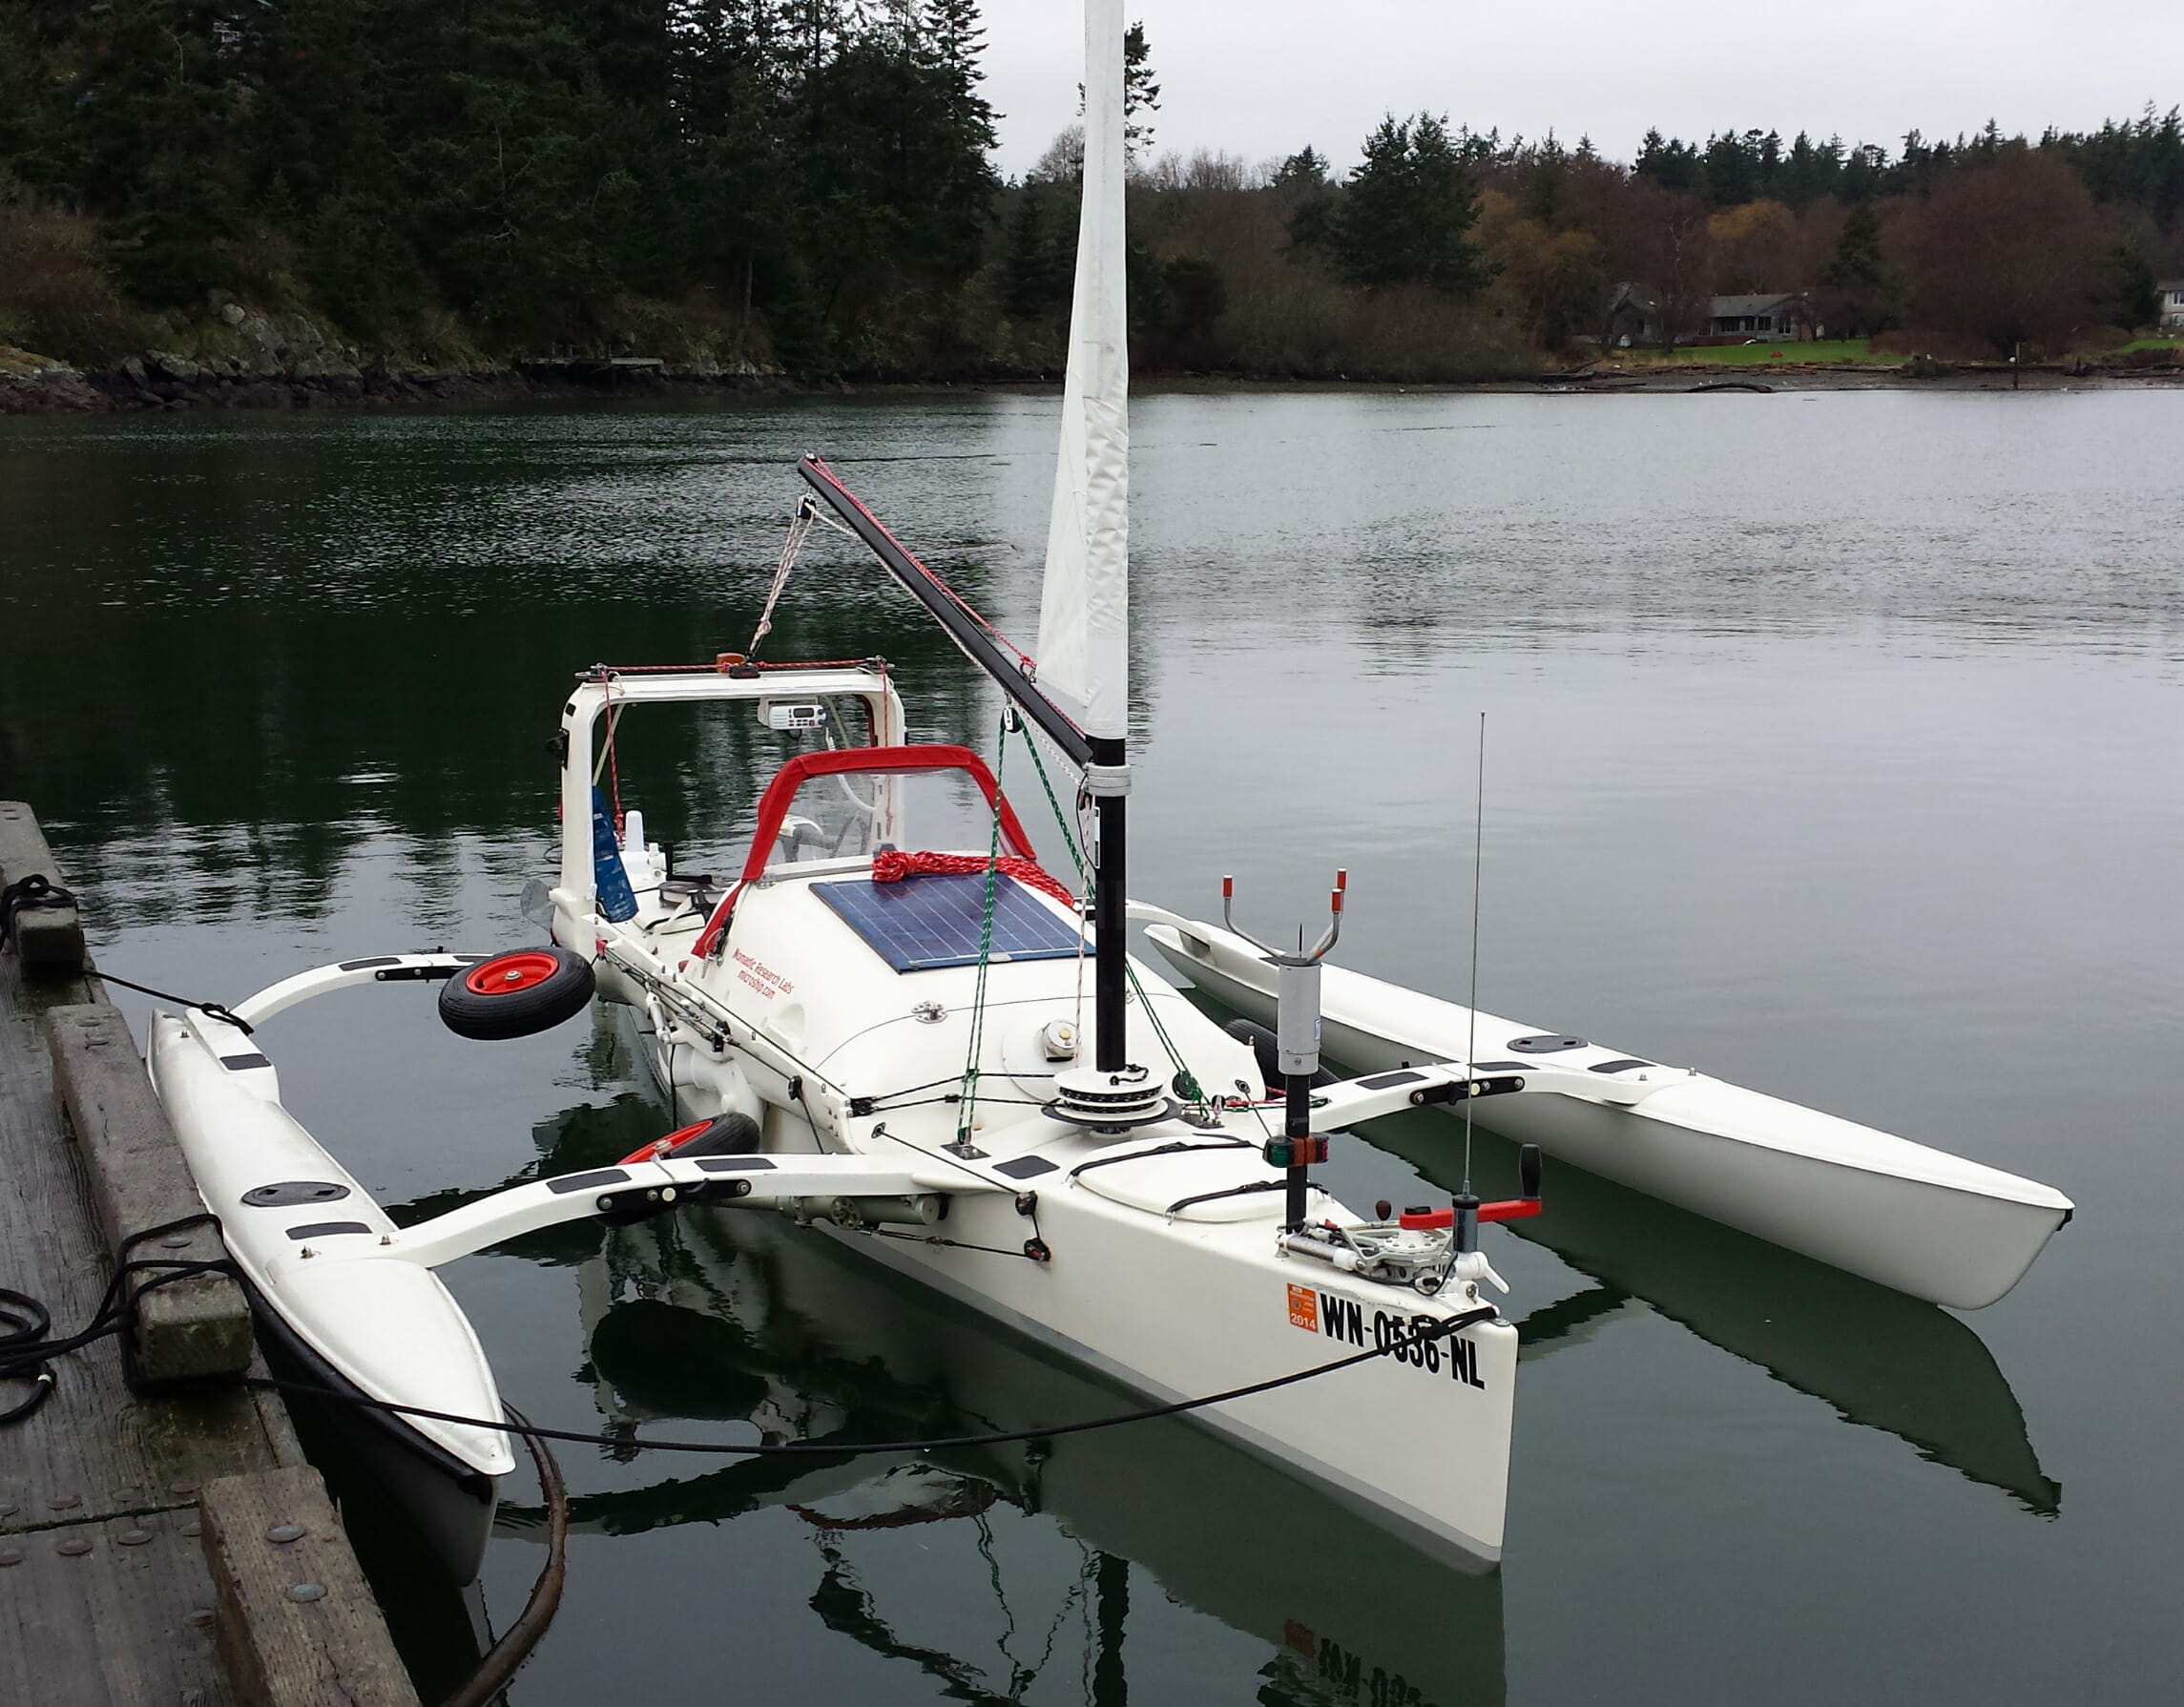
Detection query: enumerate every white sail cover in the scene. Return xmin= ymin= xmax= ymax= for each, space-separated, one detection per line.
xmin=1034 ymin=0 xmax=1130 ymax=743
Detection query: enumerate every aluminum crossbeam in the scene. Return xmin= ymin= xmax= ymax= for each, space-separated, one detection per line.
xmin=231 ymin=951 xmax=483 ymax=1029
xmin=1311 ymin=1060 xmax=1670 ymax=1132
xmin=387 ymin=1154 xmax=999 ymax=1270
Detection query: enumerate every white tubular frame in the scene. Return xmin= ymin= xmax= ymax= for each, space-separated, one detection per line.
xmin=556 ymin=666 xmax=906 ymax=912
xmin=1311 ymin=1061 xmax=1670 ymax=1132
xmin=374 ymin=1155 xmax=999 ymax=1269
xmin=229 ymin=951 xmax=484 ymax=1028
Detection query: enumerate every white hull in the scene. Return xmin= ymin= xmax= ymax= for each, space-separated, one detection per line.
xmin=146 ymin=1006 xmax=513 ymax=1581
xmin=818 ymin=1160 xmax=1510 ymax=1566
xmin=1146 ymin=921 xmax=2071 ymax=1311
xmin=535 ymin=683 xmax=1528 ymax=1565
xmin=627 ymin=1013 xmax=1517 ymax=1565
xmin=593 ymin=1201 xmax=1510 ymax=1700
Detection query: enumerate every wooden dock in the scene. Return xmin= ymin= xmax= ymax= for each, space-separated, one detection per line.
xmin=0 ymin=802 xmax=421 ymax=1706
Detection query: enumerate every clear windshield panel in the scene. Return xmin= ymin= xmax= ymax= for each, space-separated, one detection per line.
xmin=768 ymin=764 xmax=1020 ymax=868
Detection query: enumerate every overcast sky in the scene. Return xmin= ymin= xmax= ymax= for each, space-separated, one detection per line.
xmin=978 ymin=0 xmax=2184 ymax=177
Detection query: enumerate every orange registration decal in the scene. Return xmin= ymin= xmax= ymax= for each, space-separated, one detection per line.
xmin=1286 ymin=1282 xmax=1319 ymax=1332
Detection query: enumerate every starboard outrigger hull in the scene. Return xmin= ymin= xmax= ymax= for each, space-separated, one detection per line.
xmin=1145 ymin=918 xmax=2072 ymax=1311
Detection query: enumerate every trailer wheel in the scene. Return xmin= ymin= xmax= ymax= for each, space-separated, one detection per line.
xmin=438 ymin=947 xmax=595 ymax=1041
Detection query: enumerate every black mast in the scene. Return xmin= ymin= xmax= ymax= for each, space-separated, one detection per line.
xmin=1089 ymin=736 xmax=1128 ymax=1072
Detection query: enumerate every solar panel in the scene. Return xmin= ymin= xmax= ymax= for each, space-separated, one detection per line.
xmin=811 ymin=873 xmax=1085 ymax=972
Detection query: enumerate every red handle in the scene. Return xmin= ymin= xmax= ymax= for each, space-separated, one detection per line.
xmin=1397 ymin=1198 xmax=1543 ymax=1231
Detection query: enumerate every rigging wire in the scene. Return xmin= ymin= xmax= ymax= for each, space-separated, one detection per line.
xmin=591 ymin=673 xmax=625 ymax=835
xmin=239 ymin=1304 xmax=1495 ymax=1460
xmin=1014 ymin=725 xmax=1096 ymax=1051
xmin=953 ymin=709 xmax=1014 ymax=1153
xmin=1011 ymin=718 xmax=1203 ymax=1108
xmin=1463 ymin=711 xmax=1486 ymax=1197
xmin=746 ymin=496 xmax=817 ymax=659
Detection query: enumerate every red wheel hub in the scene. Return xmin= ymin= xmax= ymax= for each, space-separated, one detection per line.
xmin=618 ymin=1121 xmax=710 ymax=1166
xmin=465 ymin=951 xmax=562 ymax=996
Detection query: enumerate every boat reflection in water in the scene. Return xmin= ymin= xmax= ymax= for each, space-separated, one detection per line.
xmin=1360 ymin=1105 xmax=2059 ymax=1516
xmin=466 ymin=1084 xmax=1507 ymax=1707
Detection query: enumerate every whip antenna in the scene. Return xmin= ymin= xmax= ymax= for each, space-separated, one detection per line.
xmin=1463 ymin=712 xmax=1485 ymax=1197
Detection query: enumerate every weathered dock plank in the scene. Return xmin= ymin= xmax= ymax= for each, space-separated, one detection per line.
xmin=200 ymin=1468 xmax=423 ymax=1707
xmin=0 ymin=1509 xmax=236 ymax=1707
xmin=0 ymin=802 xmax=420 ymax=1706
xmin=0 ymin=798 xmax=87 ymax=976
xmin=49 ymin=1001 xmax=256 ymax=1384
xmin=0 ymin=957 xmax=295 ymax=1526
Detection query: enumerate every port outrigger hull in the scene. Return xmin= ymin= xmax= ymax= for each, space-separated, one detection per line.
xmin=145 ymin=997 xmax=513 ymax=1582
xmin=1146 ymin=919 xmax=2072 ymax=1311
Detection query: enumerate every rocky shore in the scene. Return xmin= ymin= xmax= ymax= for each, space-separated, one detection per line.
xmin=7 ymin=313 xmax=2180 ymax=416
xmin=0 ymin=299 xmax=791 ymax=416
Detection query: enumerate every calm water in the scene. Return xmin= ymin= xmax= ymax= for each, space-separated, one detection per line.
xmin=3 ymin=388 xmax=2181 ymax=1705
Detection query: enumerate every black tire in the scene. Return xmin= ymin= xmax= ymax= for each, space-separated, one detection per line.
xmin=1223 ymin=1017 xmax=1336 ymax=1090
xmin=438 ymin=946 xmax=595 ymax=1041
xmin=676 ymin=1112 xmax=762 ymax=1156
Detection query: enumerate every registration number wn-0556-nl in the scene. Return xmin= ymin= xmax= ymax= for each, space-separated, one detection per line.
xmin=1286 ymin=1282 xmax=1487 ymax=1390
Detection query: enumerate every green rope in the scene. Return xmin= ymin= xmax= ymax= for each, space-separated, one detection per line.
xmin=1127 ymin=961 xmax=1205 ymax=1106
xmin=1016 ymin=723 xmax=1084 ymax=875
xmin=955 ymin=712 xmax=1011 ymax=1149
xmin=1009 ymin=719 xmax=1205 ymax=1109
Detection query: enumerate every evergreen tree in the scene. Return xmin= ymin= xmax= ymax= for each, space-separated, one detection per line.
xmin=1328 ymin=113 xmax=1491 ymax=296
xmin=1820 ymin=200 xmax=1884 ymax=289
xmin=1778 ymin=133 xmax=1840 ymax=209
xmin=1700 ymin=130 xmax=1762 ymax=208
xmin=1634 ymin=128 xmax=1700 ymax=194
xmin=1122 ymin=22 xmax=1160 ymax=153
xmin=1814 ymin=198 xmax=1893 ymax=337
xmin=2051 ymin=106 xmax=2184 ymax=226
xmin=2109 ymin=243 xmax=2159 ymax=329
xmin=1002 ymin=185 xmax=1072 ymax=318
xmin=1272 ymin=146 xmax=1329 ymax=190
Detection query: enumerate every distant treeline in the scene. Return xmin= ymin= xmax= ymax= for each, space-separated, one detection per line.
xmin=1630 ymin=116 xmax=2184 ymax=221
xmin=0 ymin=0 xmax=1000 ymax=373
xmin=1 ymin=1 xmax=2179 ymax=382
xmin=1383 ymin=114 xmax=2184 ymax=358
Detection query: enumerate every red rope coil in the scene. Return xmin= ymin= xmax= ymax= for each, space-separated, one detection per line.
xmin=870 ymin=849 xmax=1077 ymax=907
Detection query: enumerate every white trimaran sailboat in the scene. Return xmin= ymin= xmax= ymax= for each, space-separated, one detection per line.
xmin=143 ymin=0 xmax=2070 ymax=1589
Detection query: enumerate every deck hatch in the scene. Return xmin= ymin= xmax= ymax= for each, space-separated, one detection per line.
xmin=811 ymin=873 xmax=1082 ymax=972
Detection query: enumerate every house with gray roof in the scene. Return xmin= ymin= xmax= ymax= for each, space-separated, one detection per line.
xmin=1706 ymin=292 xmax=1811 ymax=340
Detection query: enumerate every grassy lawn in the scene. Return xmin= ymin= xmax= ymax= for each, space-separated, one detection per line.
xmin=1619 ymin=339 xmax=1894 ymax=365
xmin=2114 ymin=336 xmax=2184 ymax=354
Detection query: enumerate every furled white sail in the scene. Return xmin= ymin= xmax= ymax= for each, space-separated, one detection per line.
xmin=1034 ymin=0 xmax=1130 ymax=744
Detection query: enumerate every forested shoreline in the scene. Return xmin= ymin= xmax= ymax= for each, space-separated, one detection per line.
xmin=3 ymin=1 xmax=2182 ymax=408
